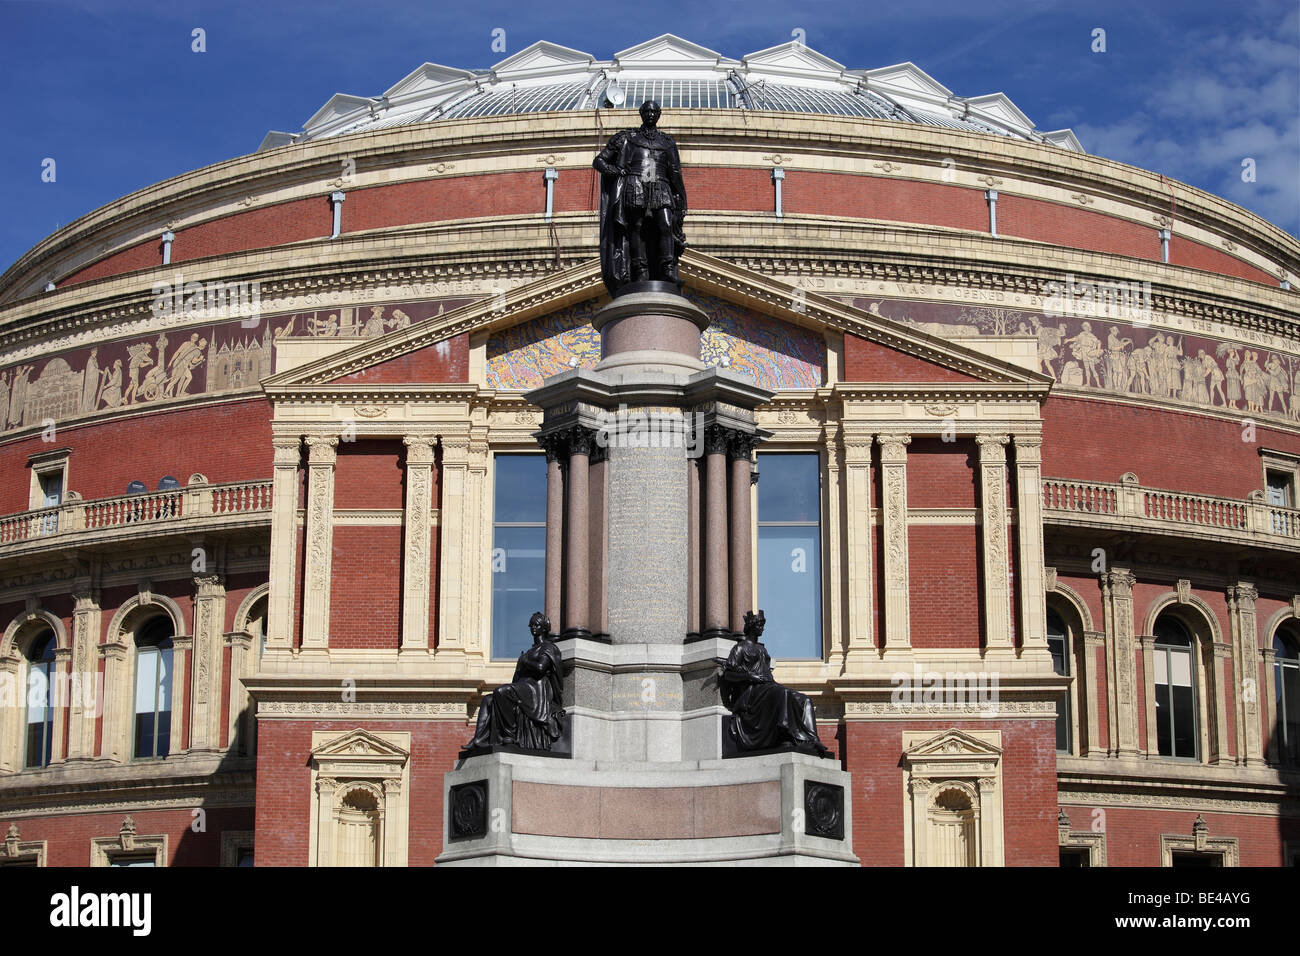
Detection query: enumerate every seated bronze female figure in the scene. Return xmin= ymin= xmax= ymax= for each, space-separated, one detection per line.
xmin=720 ymin=610 xmax=831 ymax=757
xmin=462 ymin=611 xmax=565 ymax=754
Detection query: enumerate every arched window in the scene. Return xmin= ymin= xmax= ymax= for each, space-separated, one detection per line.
xmin=23 ymin=630 xmax=56 ymax=769
xmin=133 ymin=617 xmax=174 ymax=759
xmin=1047 ymin=609 xmax=1071 ymax=753
xmin=1274 ymin=627 xmax=1300 ymax=764
xmin=1153 ymin=615 xmax=1198 ymax=759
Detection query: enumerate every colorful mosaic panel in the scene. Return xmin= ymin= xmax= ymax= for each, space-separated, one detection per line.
xmin=485 ymin=292 xmax=826 ymax=391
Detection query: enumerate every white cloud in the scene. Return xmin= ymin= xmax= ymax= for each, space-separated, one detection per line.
xmin=1078 ymin=9 xmax=1299 ymax=235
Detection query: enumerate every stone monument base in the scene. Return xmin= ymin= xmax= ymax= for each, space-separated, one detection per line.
xmin=435 ymin=750 xmax=858 ymax=866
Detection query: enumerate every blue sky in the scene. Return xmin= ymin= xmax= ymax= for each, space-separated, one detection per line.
xmin=0 ymin=0 xmax=1296 ymax=274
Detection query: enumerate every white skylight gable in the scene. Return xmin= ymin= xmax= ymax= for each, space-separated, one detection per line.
xmin=962 ymin=93 xmax=1034 ymax=132
xmin=302 ymin=94 xmax=374 ymax=135
xmin=491 ymin=41 xmax=595 ymax=81
xmin=614 ymin=34 xmax=723 ymax=71
xmin=742 ymin=41 xmax=846 ymax=80
xmin=384 ymin=62 xmax=478 ymax=99
xmin=858 ymin=62 xmax=954 ymax=108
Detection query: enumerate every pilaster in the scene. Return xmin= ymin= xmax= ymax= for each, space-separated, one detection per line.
xmin=1101 ymin=568 xmax=1140 ymax=757
xmin=400 ymin=436 xmax=437 ymax=651
xmin=1227 ymin=584 xmax=1264 ymax=766
xmin=267 ymin=436 xmax=301 ymax=649
xmin=977 ymin=434 xmax=1012 ymax=651
xmin=878 ymin=435 xmax=911 ymax=653
xmin=302 ymin=436 xmax=339 ymax=649
xmin=841 ymin=432 xmax=875 ymax=671
xmin=189 ymin=574 xmax=227 ymax=752
xmin=66 ymin=584 xmax=102 ymax=760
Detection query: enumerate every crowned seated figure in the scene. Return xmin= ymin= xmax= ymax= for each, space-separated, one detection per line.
xmin=462 ymin=611 xmax=565 ymax=754
xmin=720 ymin=610 xmax=831 ymax=758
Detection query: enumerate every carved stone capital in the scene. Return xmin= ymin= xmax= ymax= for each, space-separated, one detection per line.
xmin=976 ymin=433 xmax=1010 ymax=462
xmin=726 ymin=430 xmax=760 ymax=461
xmin=703 ymin=424 xmax=731 ymax=457
xmin=1227 ymin=583 xmax=1258 ymax=607
xmin=402 ymin=435 xmax=437 ymax=465
xmin=272 ymin=438 xmax=303 ymax=466
xmin=1102 ymin=568 xmax=1136 ymax=594
xmin=876 ymin=434 xmax=910 ymax=462
xmin=305 ymin=435 xmax=339 ymax=465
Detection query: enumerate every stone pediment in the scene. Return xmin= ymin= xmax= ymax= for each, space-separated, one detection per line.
xmin=904 ymin=729 xmax=1003 ymax=760
xmin=310 ymin=728 xmax=409 ymax=762
xmin=261 ymin=250 xmax=1050 ymax=397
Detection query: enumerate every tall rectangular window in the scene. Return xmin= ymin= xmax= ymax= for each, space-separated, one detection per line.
xmin=491 ymin=454 xmax=546 ymax=660
xmin=756 ymin=452 xmax=822 ymax=659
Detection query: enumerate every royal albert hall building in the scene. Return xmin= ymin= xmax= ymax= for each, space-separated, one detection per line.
xmin=0 ymin=34 xmax=1298 ymax=867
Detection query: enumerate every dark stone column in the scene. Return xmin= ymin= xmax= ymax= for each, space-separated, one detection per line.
xmin=563 ymin=427 xmax=592 ymax=640
xmin=728 ymin=433 xmax=757 ymax=634
xmin=541 ymin=434 xmax=564 ymax=632
xmin=703 ymin=425 xmax=731 ymax=641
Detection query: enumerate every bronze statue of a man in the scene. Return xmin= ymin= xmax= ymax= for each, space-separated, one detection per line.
xmin=593 ymin=100 xmax=687 ymax=297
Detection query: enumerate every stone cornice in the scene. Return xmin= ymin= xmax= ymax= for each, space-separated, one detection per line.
xmin=3 ymin=110 xmax=1295 ymax=301
xmin=2 ymin=214 xmax=1295 ymax=370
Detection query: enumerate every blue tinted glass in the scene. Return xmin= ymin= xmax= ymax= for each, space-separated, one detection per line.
xmin=757 ymin=453 xmax=820 ymax=522
xmin=491 ymin=525 xmax=546 ymax=659
xmin=757 ymin=526 xmax=822 ymax=658
xmin=493 ymin=455 xmax=546 ymax=524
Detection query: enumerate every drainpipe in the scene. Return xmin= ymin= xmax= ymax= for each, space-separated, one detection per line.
xmin=161 ymin=230 xmax=175 ymax=265
xmin=985 ymin=189 xmax=998 ymax=237
xmin=772 ymin=167 xmax=785 ymax=219
xmin=1158 ymin=228 xmax=1170 ymax=263
xmin=543 ymin=166 xmax=559 ymax=221
xmin=329 ymin=191 xmax=345 ymax=239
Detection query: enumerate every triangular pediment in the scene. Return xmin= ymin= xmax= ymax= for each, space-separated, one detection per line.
xmin=859 ymin=62 xmax=952 ymax=103
xmin=490 ymin=41 xmax=594 ymax=80
xmin=262 ymin=251 xmax=1050 ymax=396
xmin=905 ymin=729 xmax=1003 ymax=759
xmin=742 ymin=42 xmax=846 ymax=79
xmin=614 ymin=34 xmax=723 ymax=70
xmin=384 ymin=62 xmax=477 ymax=99
xmin=310 ymin=728 xmax=410 ymax=761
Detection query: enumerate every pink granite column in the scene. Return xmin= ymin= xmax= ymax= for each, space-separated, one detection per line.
xmin=728 ymin=434 xmax=755 ymax=633
xmin=703 ymin=426 xmax=731 ymax=640
xmin=564 ymin=428 xmax=592 ymax=639
xmin=687 ymin=455 xmax=701 ymax=637
xmin=543 ymin=436 xmax=564 ymax=633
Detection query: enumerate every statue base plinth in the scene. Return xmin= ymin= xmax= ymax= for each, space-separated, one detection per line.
xmin=592 ymin=290 xmax=710 ymax=377
xmin=435 ymin=750 xmax=858 ymax=866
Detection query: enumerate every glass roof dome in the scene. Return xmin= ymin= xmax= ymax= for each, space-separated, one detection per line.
xmin=260 ymin=34 xmax=1082 ymax=152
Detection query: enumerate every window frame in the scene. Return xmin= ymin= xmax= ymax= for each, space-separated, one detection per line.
xmin=131 ymin=617 xmax=175 ymax=761
xmin=753 ymin=449 xmax=826 ymax=661
xmin=488 ymin=451 xmax=548 ymax=661
xmin=1273 ymin=626 xmax=1300 ymax=765
xmin=1152 ymin=615 xmax=1200 ymax=762
xmin=22 ymin=629 xmax=57 ymax=770
xmin=1046 ymin=608 xmax=1073 ymax=754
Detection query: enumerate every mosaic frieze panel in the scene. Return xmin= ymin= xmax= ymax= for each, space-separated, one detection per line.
xmin=0 ymin=298 xmax=470 ymax=434
xmin=846 ymin=297 xmax=1300 ymax=421
xmin=485 ymin=292 xmax=826 ymax=390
